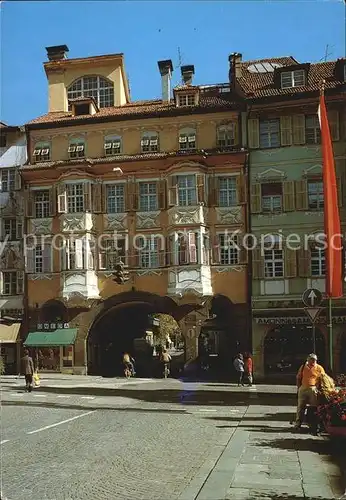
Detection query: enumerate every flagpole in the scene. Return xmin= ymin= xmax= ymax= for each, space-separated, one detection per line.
xmin=328 ymin=296 xmax=333 ymax=373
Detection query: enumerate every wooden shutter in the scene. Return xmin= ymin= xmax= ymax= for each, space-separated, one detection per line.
xmin=188 ymin=233 xmax=197 ymax=263
xmin=251 ymin=183 xmax=261 ymax=213
xmin=49 ymin=187 xmax=56 ymax=217
xmin=238 ymin=233 xmax=248 ymax=265
xmin=16 ymin=219 xmax=23 ymax=239
xmin=57 ymin=184 xmax=67 ymax=214
xmin=132 ymin=182 xmax=139 ymax=211
xmin=337 ymin=177 xmax=343 ymax=207
xmin=295 ymin=179 xmax=308 ymax=210
xmin=197 ymin=174 xmax=205 ymax=204
xmin=252 ymin=247 xmax=263 ymax=279
xmin=280 ymin=116 xmax=293 ymax=146
xmin=75 ymin=239 xmax=84 ymax=269
xmin=158 ymin=237 xmax=165 ymax=267
xmin=293 ymin=115 xmax=306 ymax=145
xmin=101 ymin=184 xmax=107 ymax=213
xmin=83 ymin=183 xmax=91 ymax=212
xmin=168 ymin=176 xmax=178 ymax=206
xmin=283 ymin=181 xmax=295 ymax=212
xmin=87 ymin=240 xmax=94 ymax=269
xmin=212 ymin=234 xmax=221 ymax=264
xmin=16 ymin=271 xmax=24 ymax=294
xmin=179 ymin=234 xmax=188 ymax=264
xmin=125 ymin=180 xmax=133 ymax=211
xmin=328 ymin=109 xmax=339 ymax=141
xmin=284 ymin=249 xmax=297 ymax=278
xmin=24 ymin=190 xmax=34 ymax=218
xmin=298 ymin=248 xmax=311 ymax=277
xmin=26 ymin=248 xmax=34 ymax=273
xmin=43 ymin=245 xmax=51 ymax=273
xmin=99 ymin=250 xmax=107 ymax=270
xmin=14 ymin=170 xmax=21 ymax=190
xmin=248 ymin=118 xmax=259 ymax=149
xmin=208 ymin=174 xmax=218 ymax=207
xmin=236 ymin=174 xmax=246 ymax=204
xmin=93 ymin=183 xmax=102 ymax=213
xmin=158 ymin=179 xmax=166 ymax=210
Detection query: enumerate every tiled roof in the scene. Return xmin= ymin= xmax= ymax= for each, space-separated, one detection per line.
xmin=238 ymin=57 xmax=345 ymax=99
xmin=27 ymin=95 xmax=236 ymax=127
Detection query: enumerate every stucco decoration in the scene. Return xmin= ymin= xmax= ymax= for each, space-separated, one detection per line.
xmin=136 ymin=269 xmax=162 ymax=276
xmin=104 ymin=213 xmax=127 ymax=230
xmin=30 ymin=218 xmax=53 ymax=235
xmin=215 ymin=266 xmax=244 ymax=273
xmin=258 ymin=213 xmax=287 ymax=219
xmin=168 ymin=267 xmax=213 ymax=297
xmin=61 ymin=271 xmax=100 ymax=300
xmin=168 ymin=205 xmax=207 ymax=226
xmin=136 ymin=211 xmax=160 ymax=229
xmin=61 ymin=213 xmax=95 ymax=232
xmin=215 ymin=206 xmax=242 ymax=224
xmin=303 ymin=164 xmax=322 ymax=177
xmin=256 ymin=168 xmax=286 ymax=181
xmin=1 ymin=192 xmax=23 ymax=215
xmin=0 ymin=244 xmax=22 ymax=270
xmin=28 ymin=274 xmax=53 ymax=281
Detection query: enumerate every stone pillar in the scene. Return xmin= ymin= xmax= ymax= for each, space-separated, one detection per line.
xmin=252 ymin=322 xmax=266 ymax=380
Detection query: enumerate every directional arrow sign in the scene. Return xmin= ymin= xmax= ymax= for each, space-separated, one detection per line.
xmin=302 ymin=288 xmax=323 ymax=307
xmin=304 ymin=307 xmax=322 ymax=324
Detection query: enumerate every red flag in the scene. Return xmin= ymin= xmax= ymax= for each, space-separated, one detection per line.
xmin=318 ymin=92 xmax=343 ymax=298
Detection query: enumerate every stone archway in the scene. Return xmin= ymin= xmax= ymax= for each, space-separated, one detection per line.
xmin=74 ymin=291 xmax=203 ymax=376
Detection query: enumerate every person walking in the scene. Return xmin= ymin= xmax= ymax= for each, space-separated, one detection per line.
xmin=293 ymin=353 xmax=325 ymax=430
xmin=244 ymin=353 xmax=253 ymax=386
xmin=233 ymin=353 xmax=244 ymax=386
xmin=21 ymin=349 xmax=34 ymax=392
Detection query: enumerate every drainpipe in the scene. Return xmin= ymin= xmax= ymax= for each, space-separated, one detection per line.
xmin=22 ymin=125 xmax=31 ymax=366
xmin=244 ymin=104 xmax=253 ymax=355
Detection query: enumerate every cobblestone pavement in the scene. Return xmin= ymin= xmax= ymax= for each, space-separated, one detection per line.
xmin=0 ymin=378 xmax=345 ymax=500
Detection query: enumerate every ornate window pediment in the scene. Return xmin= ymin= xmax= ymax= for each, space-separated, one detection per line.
xmin=257 ymin=168 xmax=286 ymax=181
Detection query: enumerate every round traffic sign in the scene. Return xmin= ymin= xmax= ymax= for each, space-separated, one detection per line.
xmin=302 ymin=288 xmax=323 ymax=307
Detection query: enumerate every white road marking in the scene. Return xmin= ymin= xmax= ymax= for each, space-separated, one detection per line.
xmin=10 ymin=393 xmax=24 ymax=396
xmin=33 ymin=394 xmax=46 ymax=397
xmin=57 ymin=395 xmax=70 ymax=398
xmin=0 ymin=440 xmax=10 ymax=444
xmin=80 ymin=396 xmax=95 ymax=400
xmin=197 ymin=409 xmax=217 ymax=412
xmin=27 ymin=411 xmax=95 ymax=435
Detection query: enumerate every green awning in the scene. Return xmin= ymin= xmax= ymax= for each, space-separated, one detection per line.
xmin=24 ymin=329 xmax=77 ymax=347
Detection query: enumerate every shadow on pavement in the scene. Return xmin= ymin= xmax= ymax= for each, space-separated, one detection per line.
xmin=5 ymin=385 xmax=298 ymax=406
xmin=206 ymin=413 xmax=294 ymax=422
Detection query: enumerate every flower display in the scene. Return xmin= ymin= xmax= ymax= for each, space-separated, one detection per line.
xmin=336 ymin=373 xmax=346 ymax=388
xmin=317 ymin=389 xmax=346 ymax=427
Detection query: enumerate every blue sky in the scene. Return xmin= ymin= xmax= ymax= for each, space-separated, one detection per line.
xmin=1 ymin=1 xmax=345 ymax=125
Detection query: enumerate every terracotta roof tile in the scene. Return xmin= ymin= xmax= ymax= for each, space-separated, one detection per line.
xmin=27 ymin=95 xmax=236 ymax=127
xmin=238 ymin=57 xmax=345 ymax=99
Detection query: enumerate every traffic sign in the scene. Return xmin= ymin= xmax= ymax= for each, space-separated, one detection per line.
xmin=302 ymin=288 xmax=322 ymax=307
xmin=304 ymin=307 xmax=322 ymax=323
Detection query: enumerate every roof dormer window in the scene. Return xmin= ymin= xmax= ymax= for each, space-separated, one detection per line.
xmin=281 ymin=69 xmax=306 ymax=89
xmin=67 ymin=76 xmax=114 ymax=109
xmin=178 ymin=94 xmax=196 ymax=107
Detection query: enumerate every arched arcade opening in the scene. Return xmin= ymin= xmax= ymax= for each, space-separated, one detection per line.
xmin=264 ymin=324 xmax=326 ymax=375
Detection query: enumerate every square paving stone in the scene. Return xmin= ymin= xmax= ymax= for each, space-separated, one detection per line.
xmin=303 ymin=482 xmax=337 ymax=499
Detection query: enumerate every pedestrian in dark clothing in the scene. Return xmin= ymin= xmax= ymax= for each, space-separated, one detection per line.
xmin=21 ymin=349 xmax=34 ymax=392
xmin=233 ymin=353 xmax=244 ymax=386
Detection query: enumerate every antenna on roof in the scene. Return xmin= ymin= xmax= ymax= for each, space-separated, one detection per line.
xmin=176 ymin=47 xmax=184 ymax=84
xmin=319 ymin=44 xmax=333 ymax=62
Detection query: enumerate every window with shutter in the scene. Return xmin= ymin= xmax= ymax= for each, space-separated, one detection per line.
xmin=307 ymin=180 xmax=324 ymax=210
xmin=177 ymin=175 xmax=197 ymax=206
xmin=259 ymin=119 xmax=280 ymax=149
xmin=248 ymin=118 xmax=259 ymax=149
xmin=292 ymin=115 xmax=306 ymax=145
xmin=92 ymin=183 xmax=102 ymax=213
xmin=178 ymin=128 xmax=196 ymax=150
xmin=138 ymin=236 xmax=159 ymax=268
xmin=305 ymin=115 xmax=321 ymax=144
xmin=104 ymin=135 xmax=122 ymax=155
xmin=264 ymin=248 xmax=284 ymax=278
xmin=67 ymin=184 xmax=84 ymax=213
xmin=218 ymin=177 xmax=237 ymax=207
xmin=83 ymin=183 xmax=91 ymax=212
xmin=178 ymin=234 xmax=188 ymax=265
xmin=68 ymin=139 xmax=85 ymax=159
xmin=107 ymin=184 xmax=125 ymax=213
xmin=280 ymin=116 xmax=293 ymax=146
xmin=219 ymin=233 xmax=239 ymax=265
xmin=261 ymin=183 xmax=282 ymax=213
xmin=34 ymin=190 xmax=50 ymax=219
xmin=141 ymin=132 xmax=159 ymax=152
xmin=217 ymin=124 xmax=236 ymax=147
xmin=310 ymin=247 xmax=325 ymax=277
xmin=139 ymin=182 xmax=158 ymax=211
xmin=295 ymin=180 xmax=308 ymax=211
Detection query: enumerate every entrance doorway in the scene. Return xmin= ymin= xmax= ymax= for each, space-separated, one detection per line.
xmin=264 ymin=324 xmax=326 ymax=375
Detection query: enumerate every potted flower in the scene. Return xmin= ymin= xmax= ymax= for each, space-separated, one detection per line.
xmin=317 ymin=389 xmax=346 ymax=437
xmin=336 ymin=373 xmax=346 ymax=388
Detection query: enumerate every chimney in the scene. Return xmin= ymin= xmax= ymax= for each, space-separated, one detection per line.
xmin=158 ymin=60 xmax=173 ymax=102
xmin=46 ymin=45 xmax=69 ymax=61
xmin=181 ymin=65 xmax=195 ymax=86
xmin=229 ymin=52 xmax=242 ymax=83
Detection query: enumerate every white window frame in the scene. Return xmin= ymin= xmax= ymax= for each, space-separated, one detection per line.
xmin=3 ymin=218 xmax=21 ymax=241
xmin=138 ymin=237 xmax=159 ymax=269
xmin=141 ymin=132 xmax=159 ymax=153
xmin=104 ymin=135 xmax=122 ymax=156
xmin=179 ymin=127 xmax=196 ymax=150
xmin=305 ymin=115 xmax=321 ymax=144
xmin=34 ymin=190 xmax=50 ymax=218
xmin=0 ymin=168 xmax=15 ymax=192
xmin=178 ymin=94 xmax=196 ymax=106
xmin=264 ymin=248 xmax=284 ymax=278
xmin=281 ymin=70 xmax=305 ymax=89
xmin=217 ymin=124 xmax=236 ymax=147
xmin=177 ymin=174 xmax=197 ymax=207
xmin=2 ymin=271 xmax=18 ymax=295
xmin=33 ymin=142 xmax=51 ymax=162
xmin=218 ymin=176 xmax=237 ymax=207
xmin=308 ymin=180 xmax=324 ymax=210
xmin=139 ymin=182 xmax=158 ymax=212
xmin=63 ymin=238 xmax=85 ymax=271
xmin=259 ymin=119 xmax=280 ymax=149
xmin=106 ymin=184 xmax=125 ymax=213
xmin=219 ymin=233 xmax=239 ymax=265
xmin=100 ymin=238 xmax=126 ymax=270
xmin=67 ymin=75 xmax=114 ymax=109
xmin=261 ymin=183 xmax=283 ymax=213
xmin=67 ymin=183 xmax=84 ymax=213
xmin=68 ymin=139 xmax=85 ymax=159
xmin=311 ymin=247 xmax=325 ymax=277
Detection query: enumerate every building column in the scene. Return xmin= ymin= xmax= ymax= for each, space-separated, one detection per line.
xmin=252 ymin=321 xmax=266 ymax=379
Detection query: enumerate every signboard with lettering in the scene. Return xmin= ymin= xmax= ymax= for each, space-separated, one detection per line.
xmin=37 ymin=323 xmax=70 ymax=331
xmin=255 ymin=316 xmax=346 ymax=325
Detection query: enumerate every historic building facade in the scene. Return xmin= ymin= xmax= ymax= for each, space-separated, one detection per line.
xmin=21 ymin=46 xmax=249 ymax=374
xmin=232 ymin=54 xmax=346 ymax=377
xmin=0 ymin=122 xmax=27 ymax=373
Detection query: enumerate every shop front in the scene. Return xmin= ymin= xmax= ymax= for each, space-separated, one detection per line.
xmin=0 ymin=321 xmax=21 ymax=374
xmin=252 ymin=311 xmax=346 ymax=379
xmin=24 ymin=325 xmax=77 ymax=374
